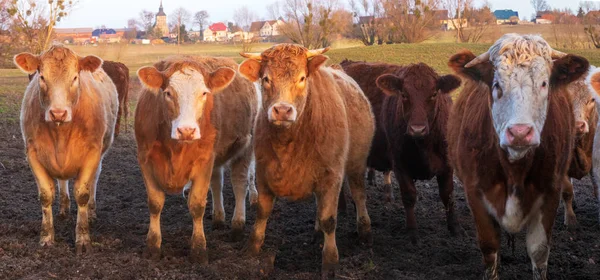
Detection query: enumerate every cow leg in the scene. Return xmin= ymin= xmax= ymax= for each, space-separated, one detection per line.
xmin=188 ymin=171 xmax=212 ymax=265
xmin=245 ymin=173 xmax=275 ymax=255
xmin=337 ymin=179 xmax=348 ymax=215
xmin=58 ymin=179 xmax=70 ymax=220
xmin=436 ymin=170 xmax=457 ymax=235
xmin=467 ymin=191 xmax=501 ymax=280
xmin=28 ymin=153 xmax=56 ymax=246
xmin=210 ymin=167 xmax=226 ymax=230
xmin=561 ymin=176 xmax=577 ymax=229
xmin=230 ymin=148 xmax=253 ymax=241
xmin=247 ymin=156 xmax=258 ymax=205
xmin=347 ymin=170 xmax=372 ymax=245
xmin=73 ymin=153 xmax=102 ymax=255
xmin=396 ymin=170 xmax=418 ymax=243
xmin=527 ymin=191 xmax=559 ymax=280
xmin=383 ymin=170 xmax=394 ymax=207
xmin=367 ymin=168 xmax=376 ymax=186
xmin=88 ymin=159 xmax=102 ymax=222
xmin=142 ymin=166 xmax=165 ymax=261
xmin=315 ymin=176 xmax=342 ymax=279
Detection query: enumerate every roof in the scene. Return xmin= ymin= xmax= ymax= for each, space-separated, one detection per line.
xmin=157 ymin=0 xmax=166 ymax=17
xmin=54 ymin=28 xmax=93 ymax=34
xmin=209 ymin=22 xmax=227 ymax=32
xmin=250 ymin=21 xmax=266 ymax=32
xmin=493 ymin=9 xmax=519 ymax=20
xmin=92 ymin=28 xmax=116 ymax=37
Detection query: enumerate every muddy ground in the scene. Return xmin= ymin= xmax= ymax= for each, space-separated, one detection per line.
xmin=0 ymin=76 xmax=599 ymax=279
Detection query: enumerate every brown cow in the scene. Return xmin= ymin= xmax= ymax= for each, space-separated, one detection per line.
xmin=238 ymin=44 xmax=374 ymax=278
xmin=562 ymin=69 xmax=598 ymax=228
xmin=341 ymin=60 xmax=461 ymax=241
xmin=448 ymin=34 xmax=589 ymax=279
xmin=135 ymin=56 xmax=258 ymax=264
xmin=28 ymin=60 xmax=129 ymax=137
xmin=15 ymin=44 xmax=118 ymax=254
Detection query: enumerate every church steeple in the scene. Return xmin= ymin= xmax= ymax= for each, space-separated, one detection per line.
xmin=157 ymin=0 xmax=166 ymax=17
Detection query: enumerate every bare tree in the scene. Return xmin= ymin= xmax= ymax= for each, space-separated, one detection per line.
xmin=194 ymin=10 xmax=209 ymax=38
xmin=233 ymin=6 xmax=257 ymax=32
xmin=170 ymin=7 xmax=191 ymax=44
xmin=349 ymin=0 xmax=385 ymax=45
xmin=583 ymin=3 xmax=600 ymax=48
xmin=445 ymin=0 xmax=471 ymax=42
xmin=530 ymin=0 xmax=549 ymax=14
xmin=126 ymin=18 xmax=138 ymax=40
xmin=138 ymin=10 xmax=155 ymax=35
xmin=382 ymin=0 xmax=441 ymax=43
xmin=7 ymin=0 xmax=78 ymax=53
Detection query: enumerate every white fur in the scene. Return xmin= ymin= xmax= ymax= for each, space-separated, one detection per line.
xmin=587 ymin=67 xmax=600 ymax=222
xmin=169 ymin=69 xmax=208 ymax=140
xmin=526 ymin=212 xmax=548 ymax=269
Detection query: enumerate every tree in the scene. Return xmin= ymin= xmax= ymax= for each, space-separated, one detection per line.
xmin=233 ymin=6 xmax=257 ymax=32
xmin=577 ymin=6 xmax=585 ymax=19
xmin=445 ymin=0 xmax=472 ymax=43
xmin=193 ymin=10 xmax=209 ymax=40
xmin=382 ymin=0 xmax=442 ymax=43
xmin=170 ymin=7 xmax=191 ymax=44
xmin=530 ymin=0 xmax=549 ymax=14
xmin=7 ymin=0 xmax=78 ymax=53
xmin=138 ymin=10 xmax=155 ymax=36
xmin=125 ymin=18 xmax=138 ymax=40
xmin=349 ymin=0 xmax=385 ymax=46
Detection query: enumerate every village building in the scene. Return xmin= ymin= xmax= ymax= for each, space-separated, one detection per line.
xmin=494 ymin=9 xmax=519 ymax=25
xmin=203 ymin=22 xmax=228 ymax=42
xmin=154 ymin=0 xmax=169 ymax=37
xmin=249 ymin=19 xmax=284 ymax=38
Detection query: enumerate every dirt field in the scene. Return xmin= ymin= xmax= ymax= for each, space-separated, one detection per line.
xmin=1 ymin=72 xmax=599 ymax=280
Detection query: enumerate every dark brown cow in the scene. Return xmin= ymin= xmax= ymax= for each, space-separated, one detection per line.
xmin=28 ymin=60 xmax=129 ymax=137
xmin=448 ymin=34 xmax=589 ymax=279
xmin=238 ymin=44 xmax=374 ymax=278
xmin=135 ymin=56 xmax=258 ymax=264
xmin=341 ymin=60 xmax=461 ymax=241
xmin=15 ymin=45 xmax=118 ymax=254
xmin=562 ymin=71 xmax=598 ymax=228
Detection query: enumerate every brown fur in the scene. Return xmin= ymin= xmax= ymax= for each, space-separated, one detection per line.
xmin=447 ymin=49 xmax=589 ymax=278
xmin=28 ymin=60 xmax=129 ymax=137
xmin=17 ymin=44 xmax=118 ymax=254
xmin=239 ymin=44 xmax=374 ymax=276
xmin=134 ymin=55 xmax=257 ymax=263
xmin=341 ymin=60 xmax=461 ymax=240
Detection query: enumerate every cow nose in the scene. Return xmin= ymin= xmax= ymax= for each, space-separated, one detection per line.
xmin=408 ymin=125 xmax=427 ymax=137
xmin=575 ymin=121 xmax=587 ymax=135
xmin=506 ymin=124 xmax=534 ymax=146
xmin=272 ymin=104 xmax=294 ymax=121
xmin=50 ymin=109 xmax=67 ymax=122
xmin=177 ymin=127 xmax=196 ymax=140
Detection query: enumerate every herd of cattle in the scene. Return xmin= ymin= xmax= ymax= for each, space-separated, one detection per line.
xmin=10 ymin=33 xmax=600 ymax=279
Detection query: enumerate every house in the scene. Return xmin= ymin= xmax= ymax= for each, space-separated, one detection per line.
xmin=228 ymin=26 xmax=254 ymax=42
xmin=494 ymin=9 xmax=519 ymax=24
xmin=54 ymin=28 xmax=93 ymax=44
xmin=203 ymin=22 xmax=228 ymax=42
xmin=249 ymin=19 xmax=284 ymax=38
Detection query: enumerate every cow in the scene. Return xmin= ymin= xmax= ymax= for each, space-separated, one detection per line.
xmin=134 ymin=55 xmax=258 ymax=264
xmin=586 ymin=68 xmax=600 ymax=222
xmin=562 ymin=68 xmax=598 ymax=228
xmin=28 ymin=60 xmax=129 ymax=137
xmin=15 ymin=44 xmax=118 ymax=254
xmin=447 ymin=34 xmax=589 ymax=279
xmin=340 ymin=60 xmax=461 ymax=241
xmin=238 ymin=44 xmax=374 ymax=278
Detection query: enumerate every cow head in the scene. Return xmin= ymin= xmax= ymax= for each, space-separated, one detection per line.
xmin=569 ymin=66 xmax=596 ymax=137
xmin=376 ymin=64 xmax=460 ymax=138
xmin=238 ymin=44 xmax=329 ymax=128
xmin=587 ymin=67 xmax=600 ymax=114
xmin=137 ymin=61 xmax=235 ymax=141
xmin=451 ymin=34 xmax=589 ymax=162
xmin=14 ymin=45 xmax=103 ymax=125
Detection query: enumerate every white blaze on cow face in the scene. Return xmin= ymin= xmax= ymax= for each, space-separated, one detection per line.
xmin=569 ymin=66 xmax=597 ymax=137
xmin=167 ymin=68 xmax=208 ymax=140
xmin=486 ymin=35 xmax=555 ymax=162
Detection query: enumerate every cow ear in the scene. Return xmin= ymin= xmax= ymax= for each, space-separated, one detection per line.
xmin=376 ymin=74 xmax=403 ymax=96
xmin=437 ymin=74 xmax=461 ymax=94
xmin=587 ymin=68 xmax=600 ymax=97
xmin=308 ymin=54 xmax=328 ymax=75
xmin=551 ymin=54 xmax=589 ymax=87
xmin=79 ymin=55 xmax=103 ymax=72
xmin=448 ymin=50 xmax=494 ymax=86
xmin=239 ymin=59 xmax=261 ymax=82
xmin=14 ymin=53 xmax=39 ymax=74
xmin=207 ymin=67 xmax=236 ymax=93
xmin=137 ymin=66 xmax=165 ymax=92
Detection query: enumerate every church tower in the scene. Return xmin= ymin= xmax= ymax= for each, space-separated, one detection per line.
xmin=154 ymin=0 xmax=169 ymax=37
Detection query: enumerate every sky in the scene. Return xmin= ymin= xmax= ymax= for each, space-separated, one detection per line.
xmin=56 ymin=0 xmax=587 ymax=29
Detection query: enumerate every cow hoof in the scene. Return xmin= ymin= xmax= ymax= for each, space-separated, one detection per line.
xmin=58 ymin=211 xmax=71 ymax=221
xmin=242 ymin=242 xmax=261 ymax=257
xmin=231 ymin=227 xmax=245 ymax=242
xmin=564 ymin=214 xmax=577 ymax=231
xmin=88 ymin=211 xmax=97 ymax=224
xmin=190 ymin=248 xmax=209 ymax=265
xmin=39 ymin=236 xmax=55 ymax=247
xmin=249 ymin=192 xmax=258 ymax=206
xmin=358 ymin=229 xmax=373 ymax=247
xmin=76 ymin=241 xmax=93 ymax=255
xmin=143 ymin=246 xmax=161 ymax=261
xmin=212 ymin=220 xmax=226 ymax=230
xmin=408 ymin=229 xmax=418 ymax=244
xmin=321 ymin=267 xmax=336 ymax=280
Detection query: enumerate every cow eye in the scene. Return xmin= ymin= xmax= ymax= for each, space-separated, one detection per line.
xmin=39 ymin=75 xmax=45 ymax=82
xmin=203 ymin=92 xmax=209 ymax=96
xmin=493 ymin=82 xmax=499 ymax=89
xmin=164 ymin=91 xmax=171 ymax=98
xmin=299 ymin=76 xmax=306 ymax=83
xmin=590 ymin=98 xmax=595 ymax=104
xmin=263 ymin=76 xmax=269 ymax=83
xmin=73 ymin=76 xmax=77 ymax=82
xmin=541 ymin=81 xmax=547 ymax=88
xmin=430 ymin=93 xmax=437 ymax=100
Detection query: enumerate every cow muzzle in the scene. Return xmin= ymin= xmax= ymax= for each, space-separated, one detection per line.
xmin=172 ymin=126 xmax=201 ymax=141
xmin=45 ymin=107 xmax=72 ymax=124
xmin=407 ymin=124 xmax=428 ymax=138
xmin=575 ymin=121 xmax=589 ymax=137
xmin=504 ymin=124 xmax=538 ymax=147
xmin=268 ymin=102 xmax=297 ymax=126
